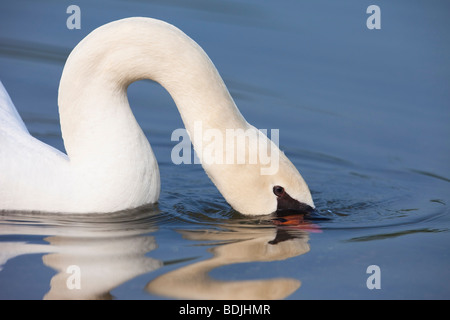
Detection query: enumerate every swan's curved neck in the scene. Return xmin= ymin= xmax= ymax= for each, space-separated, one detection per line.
xmin=58 ymin=18 xmax=246 ymax=162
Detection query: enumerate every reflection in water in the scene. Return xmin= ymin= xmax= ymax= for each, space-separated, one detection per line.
xmin=43 ymin=234 xmax=161 ymax=300
xmin=0 ymin=208 xmax=316 ymax=300
xmin=146 ymin=224 xmax=311 ymax=300
xmin=0 ymin=207 xmax=162 ymax=300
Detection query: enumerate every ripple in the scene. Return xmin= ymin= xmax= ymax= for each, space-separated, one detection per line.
xmin=344 ymin=227 xmax=446 ymax=242
xmin=409 ymin=168 xmax=450 ymax=183
xmin=301 ymin=157 xmax=450 ymax=233
xmin=0 ymin=204 xmax=161 ymax=238
xmin=0 ymin=38 xmax=69 ymax=64
xmin=310 ymin=194 xmax=448 ymax=232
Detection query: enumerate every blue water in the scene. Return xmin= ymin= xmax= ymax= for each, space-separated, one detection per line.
xmin=1 ymin=0 xmax=449 ymax=299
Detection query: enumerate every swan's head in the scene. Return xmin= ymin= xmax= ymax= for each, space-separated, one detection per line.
xmin=200 ymin=128 xmax=314 ymax=216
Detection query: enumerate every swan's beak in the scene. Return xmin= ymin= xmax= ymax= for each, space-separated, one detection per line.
xmin=275 ymin=190 xmax=314 ymax=217
xmin=275 ymin=205 xmax=314 ymax=217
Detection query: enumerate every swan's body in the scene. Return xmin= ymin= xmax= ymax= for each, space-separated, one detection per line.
xmin=0 ymin=17 xmax=313 ymax=215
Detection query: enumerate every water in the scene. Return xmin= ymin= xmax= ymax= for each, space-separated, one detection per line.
xmin=1 ymin=0 xmax=449 ymax=299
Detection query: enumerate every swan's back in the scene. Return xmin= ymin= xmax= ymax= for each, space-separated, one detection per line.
xmin=0 ymin=81 xmax=74 ymax=212
xmin=0 ymin=81 xmax=28 ymax=134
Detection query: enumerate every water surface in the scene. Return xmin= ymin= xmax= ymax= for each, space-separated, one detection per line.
xmin=0 ymin=0 xmax=449 ymax=299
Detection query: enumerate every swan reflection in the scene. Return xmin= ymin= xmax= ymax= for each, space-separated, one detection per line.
xmin=146 ymin=221 xmax=312 ymax=300
xmin=43 ymin=233 xmax=160 ymax=299
xmin=0 ymin=207 xmax=161 ymax=299
xmin=0 ymin=209 xmax=316 ymax=300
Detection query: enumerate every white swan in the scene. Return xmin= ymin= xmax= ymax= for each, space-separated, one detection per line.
xmin=0 ymin=17 xmax=314 ymax=215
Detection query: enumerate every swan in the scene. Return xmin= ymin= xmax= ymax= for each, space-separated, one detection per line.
xmin=0 ymin=17 xmax=314 ymax=215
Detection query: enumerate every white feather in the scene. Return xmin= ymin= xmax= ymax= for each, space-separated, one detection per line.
xmin=0 ymin=17 xmax=313 ymax=214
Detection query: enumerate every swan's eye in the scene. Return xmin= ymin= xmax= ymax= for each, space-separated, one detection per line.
xmin=273 ymin=186 xmax=285 ymax=197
